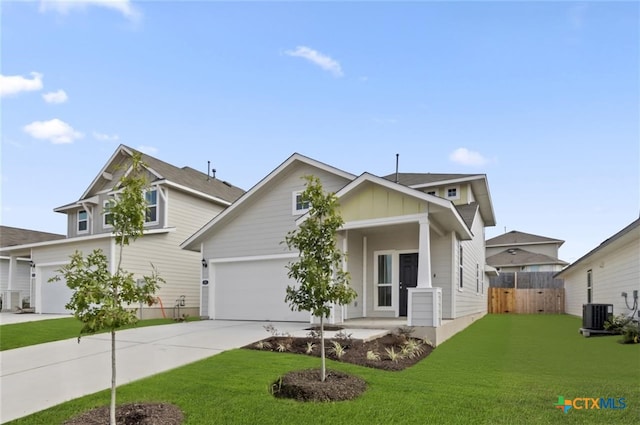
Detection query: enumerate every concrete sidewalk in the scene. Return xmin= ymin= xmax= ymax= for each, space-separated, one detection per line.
xmin=0 ymin=320 xmax=308 ymax=423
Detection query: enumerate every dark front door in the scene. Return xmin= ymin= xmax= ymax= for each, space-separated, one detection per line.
xmin=399 ymin=253 xmax=418 ymax=317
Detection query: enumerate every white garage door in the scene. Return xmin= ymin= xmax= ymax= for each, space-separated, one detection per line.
xmin=39 ymin=266 xmax=74 ymax=314
xmin=212 ymin=258 xmax=308 ymax=322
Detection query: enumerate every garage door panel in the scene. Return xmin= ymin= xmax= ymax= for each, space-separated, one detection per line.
xmin=40 ymin=267 xmax=74 ymax=315
xmin=213 ymin=259 xmax=308 ymax=322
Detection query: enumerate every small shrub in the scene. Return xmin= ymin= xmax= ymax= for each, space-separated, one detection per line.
xmin=621 ymin=321 xmax=640 ymax=344
xmin=264 ymin=324 xmax=291 ymax=337
xmin=402 ymin=339 xmax=425 ymax=358
xmin=305 ymin=341 xmax=316 ymax=354
xmin=385 ymin=346 xmax=403 ymax=363
xmin=306 ymin=329 xmax=320 ymax=339
xmin=604 ymin=314 xmax=630 ymax=334
xmin=330 ymin=341 xmax=346 ymax=359
xmin=276 ymin=338 xmax=292 ymax=352
xmin=334 ymin=330 xmax=353 ymax=341
xmin=254 ymin=340 xmax=272 ymax=350
xmin=366 ymin=350 xmax=381 ymax=361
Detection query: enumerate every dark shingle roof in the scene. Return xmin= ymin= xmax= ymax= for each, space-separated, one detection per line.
xmin=486 ymin=230 xmax=564 ymax=247
xmin=0 ymin=226 xmax=66 ymax=247
xmin=383 ymin=173 xmax=475 ymax=186
xmin=130 ymin=147 xmax=245 ymax=203
xmin=455 ymin=203 xmax=479 ymax=230
xmin=486 ymin=248 xmax=568 ymax=267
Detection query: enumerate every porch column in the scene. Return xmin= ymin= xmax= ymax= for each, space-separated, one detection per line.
xmin=417 ymin=217 xmax=432 ymax=288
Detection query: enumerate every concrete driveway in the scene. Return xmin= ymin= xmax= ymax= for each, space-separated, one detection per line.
xmin=0 ymin=320 xmax=309 ymax=423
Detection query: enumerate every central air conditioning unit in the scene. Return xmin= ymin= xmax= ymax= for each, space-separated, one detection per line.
xmin=582 ymin=304 xmax=613 ymax=330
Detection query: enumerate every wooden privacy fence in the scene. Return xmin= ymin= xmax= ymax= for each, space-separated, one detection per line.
xmin=489 ymin=287 xmax=564 ymax=314
xmin=488 ymin=272 xmax=565 ymax=314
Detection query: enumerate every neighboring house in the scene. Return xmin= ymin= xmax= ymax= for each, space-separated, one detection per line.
xmin=0 ymin=226 xmax=65 ymax=311
xmin=556 ymin=218 xmax=640 ymax=318
xmin=182 ymin=153 xmax=497 ymax=345
xmin=486 ymin=230 xmax=568 ymax=272
xmin=0 ymin=145 xmax=244 ymax=317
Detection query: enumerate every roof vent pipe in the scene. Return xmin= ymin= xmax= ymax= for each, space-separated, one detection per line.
xmin=395 ymin=153 xmax=399 ymax=183
xmin=207 ymin=161 xmax=210 ymax=181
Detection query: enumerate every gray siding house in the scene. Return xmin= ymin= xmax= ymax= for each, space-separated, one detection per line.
xmin=183 ymin=153 xmax=497 ymax=345
xmin=0 ymin=145 xmax=244 ymax=317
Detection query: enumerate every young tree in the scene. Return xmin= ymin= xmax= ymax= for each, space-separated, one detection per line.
xmin=283 ymin=175 xmax=357 ymax=382
xmin=50 ymin=153 xmax=163 ymax=425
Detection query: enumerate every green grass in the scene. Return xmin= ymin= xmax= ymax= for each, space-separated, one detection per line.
xmin=7 ymin=315 xmax=640 ymax=424
xmin=0 ymin=317 xmax=199 ymax=351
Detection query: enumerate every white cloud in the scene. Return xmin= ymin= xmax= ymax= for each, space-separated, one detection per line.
xmin=93 ymin=131 xmax=120 ymax=141
xmin=449 ymin=148 xmax=490 ymax=167
xmin=39 ymin=0 xmax=141 ymax=21
xmin=0 ymin=72 xmax=44 ymax=97
xmin=285 ymin=46 xmax=344 ymax=77
xmin=23 ymin=118 xmax=84 ymax=144
xmin=42 ymin=89 xmax=68 ymax=104
xmin=137 ymin=145 xmax=158 ymax=155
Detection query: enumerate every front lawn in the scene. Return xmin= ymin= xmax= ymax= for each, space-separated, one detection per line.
xmin=0 ymin=317 xmax=199 ymax=351
xmin=7 ymin=314 xmax=639 ymax=424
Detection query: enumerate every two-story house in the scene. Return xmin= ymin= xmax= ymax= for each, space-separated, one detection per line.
xmin=485 ymin=230 xmax=568 ymax=273
xmin=0 ymin=145 xmax=244 ymax=317
xmin=182 ymin=153 xmax=497 ymax=345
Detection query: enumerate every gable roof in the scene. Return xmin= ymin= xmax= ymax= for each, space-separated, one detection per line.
xmin=486 ymin=230 xmax=564 ymax=247
xmin=556 ymin=217 xmax=640 ymax=278
xmin=455 ymin=203 xmax=479 ymax=230
xmin=56 ymin=145 xmax=244 ymax=212
xmin=486 ymin=248 xmax=569 ymax=268
xmin=0 ymin=226 xmax=66 ymax=248
xmin=181 ymin=153 xmax=356 ymax=251
xmin=384 ymin=172 xmax=496 ymax=227
xmin=324 ymin=172 xmax=473 ymax=240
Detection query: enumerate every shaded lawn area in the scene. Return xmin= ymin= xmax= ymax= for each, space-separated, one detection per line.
xmin=7 ymin=314 xmax=639 ymax=425
xmin=0 ymin=317 xmax=199 ymax=351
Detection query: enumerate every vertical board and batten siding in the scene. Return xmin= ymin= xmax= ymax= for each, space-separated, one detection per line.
xmin=410 ymin=291 xmax=433 ymax=324
xmin=454 ymin=212 xmax=488 ymax=318
xmin=204 ymin=163 xmax=351 ymax=259
xmin=0 ymin=260 xmax=9 ymax=292
xmin=564 ymin=237 xmax=639 ymax=317
xmin=120 ymin=189 xmax=225 ymax=310
xmin=430 ymin=232 xmax=453 ymax=319
xmin=340 ymin=183 xmax=425 ymax=222
xmin=345 ymin=229 xmax=364 ymax=319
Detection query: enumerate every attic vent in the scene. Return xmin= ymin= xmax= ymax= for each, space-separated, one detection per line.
xmin=508 ymin=249 xmax=517 ymax=255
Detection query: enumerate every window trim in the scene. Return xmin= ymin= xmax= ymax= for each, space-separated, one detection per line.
xmin=291 ymin=191 xmax=310 ymax=215
xmin=458 ymin=243 xmax=464 ymax=291
xmin=587 ymin=269 xmax=593 ymax=304
xmin=103 ymin=200 xmax=114 ymax=229
xmin=77 ymin=209 xmax=89 ymax=234
xmin=446 ymin=186 xmax=460 ymax=200
xmin=373 ymin=251 xmax=395 ymax=312
xmin=144 ymin=188 xmax=159 ymax=225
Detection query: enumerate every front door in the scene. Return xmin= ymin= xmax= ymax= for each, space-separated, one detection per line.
xmin=399 ymin=253 xmax=418 ymax=316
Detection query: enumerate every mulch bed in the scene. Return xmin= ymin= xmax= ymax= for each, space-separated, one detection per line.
xmin=244 ymin=332 xmax=434 ymax=371
xmin=63 ymin=402 xmax=184 ymax=425
xmin=246 ymin=330 xmax=435 ymax=402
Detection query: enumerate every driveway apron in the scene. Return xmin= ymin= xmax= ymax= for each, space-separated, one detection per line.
xmin=0 ymin=320 xmax=308 ymax=423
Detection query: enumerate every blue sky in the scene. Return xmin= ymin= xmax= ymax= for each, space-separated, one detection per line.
xmin=1 ymin=0 xmax=638 ymax=263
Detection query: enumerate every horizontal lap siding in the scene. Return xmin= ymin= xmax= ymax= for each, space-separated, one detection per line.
xmin=120 ymin=189 xmax=224 ymax=311
xmin=455 ymin=213 xmax=487 ymax=318
xmin=204 ymin=164 xmax=351 ymax=259
xmin=564 ymin=237 xmax=639 ymax=317
xmin=33 ymin=239 xmax=112 ymax=266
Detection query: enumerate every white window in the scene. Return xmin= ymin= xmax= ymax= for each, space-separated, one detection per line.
xmin=292 ymin=191 xmax=310 ymax=215
xmin=587 ymin=269 xmax=593 ymax=303
xmin=446 ymin=186 xmax=459 ymax=200
xmin=103 ymin=200 xmax=114 ymax=228
xmin=476 ymin=263 xmax=480 ymax=293
xmin=374 ymin=253 xmax=393 ymax=309
xmin=77 ymin=210 xmax=88 ymax=233
xmin=458 ymin=244 xmax=464 ymax=290
xmin=145 ymin=189 xmax=158 ymax=223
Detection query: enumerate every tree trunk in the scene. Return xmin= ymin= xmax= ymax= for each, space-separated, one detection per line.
xmin=320 ymin=315 xmax=326 ymax=382
xmin=110 ymin=329 xmax=116 ymax=425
